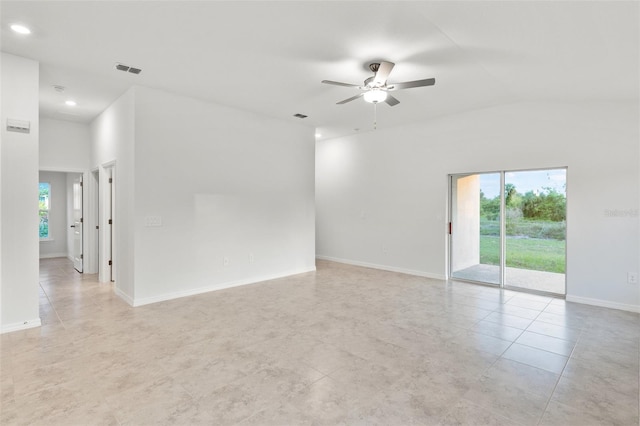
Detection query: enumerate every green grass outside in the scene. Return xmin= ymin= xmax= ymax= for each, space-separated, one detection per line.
xmin=480 ymin=235 xmax=566 ymax=273
xmin=480 ymin=219 xmax=565 ymax=240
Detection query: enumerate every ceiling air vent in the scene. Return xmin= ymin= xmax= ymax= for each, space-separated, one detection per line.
xmin=115 ymin=63 xmax=143 ymax=75
xmin=293 ymin=113 xmax=308 ymax=119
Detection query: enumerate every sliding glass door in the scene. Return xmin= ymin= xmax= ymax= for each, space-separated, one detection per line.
xmin=503 ymin=170 xmax=566 ymax=294
xmin=450 ymin=172 xmax=502 ymax=285
xmin=450 ymin=168 xmax=566 ymax=295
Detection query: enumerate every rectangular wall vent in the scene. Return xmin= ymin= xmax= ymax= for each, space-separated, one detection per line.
xmin=6 ymin=119 xmax=30 ymax=133
xmin=115 ymin=63 xmax=143 ymax=75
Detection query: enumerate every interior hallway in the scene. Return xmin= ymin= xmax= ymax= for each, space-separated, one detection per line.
xmin=0 ymin=258 xmax=638 ymax=425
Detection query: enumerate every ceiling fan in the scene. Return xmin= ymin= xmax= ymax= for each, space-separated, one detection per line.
xmin=322 ymin=61 xmax=435 ymax=106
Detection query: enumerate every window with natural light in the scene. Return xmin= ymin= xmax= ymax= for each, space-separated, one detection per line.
xmin=39 ymin=182 xmax=51 ymax=239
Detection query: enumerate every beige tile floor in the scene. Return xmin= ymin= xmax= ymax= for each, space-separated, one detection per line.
xmin=1 ymin=257 xmax=639 ymax=425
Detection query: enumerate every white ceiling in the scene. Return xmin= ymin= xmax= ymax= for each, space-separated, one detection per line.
xmin=1 ymin=1 xmax=638 ymax=140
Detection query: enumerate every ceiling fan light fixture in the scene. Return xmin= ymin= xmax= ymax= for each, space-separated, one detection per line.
xmin=364 ymin=89 xmax=387 ymax=104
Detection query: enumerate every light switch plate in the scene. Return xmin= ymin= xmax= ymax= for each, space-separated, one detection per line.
xmin=144 ymin=216 xmax=162 ymax=227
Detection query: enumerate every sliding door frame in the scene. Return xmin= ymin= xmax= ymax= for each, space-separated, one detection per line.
xmin=448 ymin=167 xmax=567 ymax=297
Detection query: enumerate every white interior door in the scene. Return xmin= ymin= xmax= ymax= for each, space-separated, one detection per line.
xmin=109 ymin=170 xmax=114 ymax=282
xmin=99 ymin=166 xmax=114 ymax=283
xmin=72 ymin=176 xmax=83 ymax=272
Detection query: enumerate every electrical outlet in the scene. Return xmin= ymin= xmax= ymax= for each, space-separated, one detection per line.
xmin=628 ymin=272 xmax=638 ymax=284
xmin=223 ymin=256 xmax=229 ymax=267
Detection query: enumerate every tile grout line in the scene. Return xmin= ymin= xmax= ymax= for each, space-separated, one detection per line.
xmin=535 ymin=324 xmax=587 ymax=425
xmin=39 ymin=281 xmax=66 ymax=328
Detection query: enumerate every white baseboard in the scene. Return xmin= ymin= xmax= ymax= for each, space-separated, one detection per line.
xmin=39 ymin=252 xmax=68 ymax=259
xmin=566 ymin=295 xmax=640 ymax=313
xmin=1 ymin=317 xmax=42 ymax=334
xmin=114 ymin=286 xmax=135 ymax=307
xmin=316 ymin=255 xmax=446 ymax=280
xmin=131 ymin=267 xmax=317 ymax=307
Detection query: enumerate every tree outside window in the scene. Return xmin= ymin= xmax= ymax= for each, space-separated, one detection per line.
xmin=39 ymin=182 xmax=51 ymax=239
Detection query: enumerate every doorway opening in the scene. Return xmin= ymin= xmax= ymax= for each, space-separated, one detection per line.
xmin=38 ymin=170 xmax=85 ymax=272
xmin=91 ymin=170 xmax=99 ymax=275
xmin=449 ymin=168 xmax=567 ymax=296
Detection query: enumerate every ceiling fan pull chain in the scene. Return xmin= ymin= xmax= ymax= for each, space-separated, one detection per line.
xmin=374 ymin=102 xmax=378 ymax=130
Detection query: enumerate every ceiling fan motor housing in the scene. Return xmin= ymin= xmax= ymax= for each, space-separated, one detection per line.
xmin=364 ymin=76 xmax=376 ymax=88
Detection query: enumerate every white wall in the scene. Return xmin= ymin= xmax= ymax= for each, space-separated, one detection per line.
xmin=0 ymin=53 xmax=41 ymax=332
xmin=38 ymin=171 xmax=68 ymax=258
xmin=90 ymin=86 xmax=315 ymax=306
xmin=39 ymin=118 xmax=90 ymax=170
xmin=132 ymin=86 xmax=315 ymax=304
xmin=90 ymin=88 xmax=135 ymax=297
xmin=316 ymin=101 xmax=640 ymax=312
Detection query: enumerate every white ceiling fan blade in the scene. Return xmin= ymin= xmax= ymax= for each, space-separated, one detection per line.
xmin=322 ymin=80 xmax=361 ymax=88
xmin=373 ymin=61 xmax=395 ymax=86
xmin=389 ymin=78 xmax=435 ymax=90
xmin=385 ymin=95 xmax=400 ymax=106
xmin=336 ymin=93 xmax=364 ymax=104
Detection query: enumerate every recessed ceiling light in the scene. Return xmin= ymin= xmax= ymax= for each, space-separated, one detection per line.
xmin=10 ymin=24 xmax=31 ymax=35
xmin=65 ymin=100 xmax=77 ymax=107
